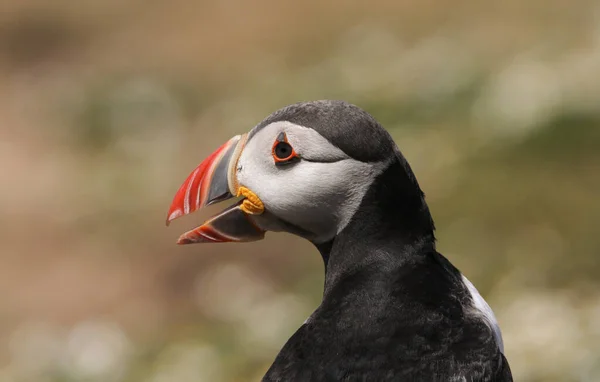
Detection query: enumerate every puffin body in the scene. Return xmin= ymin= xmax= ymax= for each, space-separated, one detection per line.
xmin=166 ymin=101 xmax=512 ymax=381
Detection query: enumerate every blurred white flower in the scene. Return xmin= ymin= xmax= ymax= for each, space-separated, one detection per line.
xmin=63 ymin=320 xmax=131 ymax=381
xmin=498 ymin=290 xmax=591 ymax=381
xmin=473 ymin=57 xmax=562 ymax=137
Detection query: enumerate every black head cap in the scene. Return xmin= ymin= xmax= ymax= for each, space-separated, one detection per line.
xmin=251 ymin=100 xmax=396 ymax=163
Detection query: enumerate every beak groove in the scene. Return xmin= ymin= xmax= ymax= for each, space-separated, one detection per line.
xmin=166 ymin=134 xmax=266 ymax=245
xmin=166 ymin=135 xmax=242 ymax=226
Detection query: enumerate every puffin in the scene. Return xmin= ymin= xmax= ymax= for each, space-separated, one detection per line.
xmin=166 ymin=100 xmax=512 ymax=381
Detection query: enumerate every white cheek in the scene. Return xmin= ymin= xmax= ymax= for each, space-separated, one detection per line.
xmin=236 ymin=121 xmax=387 ymax=242
xmin=238 ymin=156 xmax=384 ymax=241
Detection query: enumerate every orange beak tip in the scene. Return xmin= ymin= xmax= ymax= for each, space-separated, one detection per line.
xmin=176 ymin=237 xmax=192 ymax=245
xmin=166 ymin=209 xmax=184 ymax=227
xmin=177 ymin=230 xmax=203 ymax=244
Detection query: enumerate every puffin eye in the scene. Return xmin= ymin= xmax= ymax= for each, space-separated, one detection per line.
xmin=274 ymin=142 xmax=293 ymax=160
xmin=272 ymin=132 xmax=298 ymax=165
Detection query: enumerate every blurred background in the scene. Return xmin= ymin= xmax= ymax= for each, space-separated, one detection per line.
xmin=1 ymin=0 xmax=599 ymax=381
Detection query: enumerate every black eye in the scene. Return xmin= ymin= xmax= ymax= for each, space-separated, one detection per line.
xmin=274 ymin=141 xmax=294 ymax=160
xmin=272 ymin=132 xmax=299 ymax=165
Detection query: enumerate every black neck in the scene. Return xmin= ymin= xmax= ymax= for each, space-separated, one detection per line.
xmin=315 ymin=154 xmax=436 ymax=296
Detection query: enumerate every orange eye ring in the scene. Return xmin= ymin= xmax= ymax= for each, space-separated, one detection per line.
xmin=272 ymin=132 xmax=298 ymax=164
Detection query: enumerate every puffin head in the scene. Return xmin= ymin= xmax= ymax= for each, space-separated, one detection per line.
xmin=166 ymin=100 xmax=433 ymax=248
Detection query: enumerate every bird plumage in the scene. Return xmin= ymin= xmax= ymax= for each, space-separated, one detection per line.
xmin=263 ymin=152 xmax=511 ymax=381
xmin=256 ymin=101 xmax=512 ymax=381
xmin=167 ymin=100 xmax=512 ymax=381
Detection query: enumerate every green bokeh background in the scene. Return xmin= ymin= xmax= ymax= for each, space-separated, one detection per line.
xmin=1 ymin=1 xmax=599 ymax=381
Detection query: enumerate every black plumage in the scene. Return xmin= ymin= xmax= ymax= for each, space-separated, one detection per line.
xmin=255 ymin=101 xmax=512 ymax=381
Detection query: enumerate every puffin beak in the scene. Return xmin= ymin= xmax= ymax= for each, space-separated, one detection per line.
xmin=166 ymin=134 xmax=266 ymax=244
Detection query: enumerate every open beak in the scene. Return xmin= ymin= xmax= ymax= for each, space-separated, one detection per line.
xmin=166 ymin=134 xmax=265 ymax=244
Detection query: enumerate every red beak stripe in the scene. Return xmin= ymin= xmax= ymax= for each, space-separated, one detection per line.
xmin=166 ymin=137 xmax=238 ymax=225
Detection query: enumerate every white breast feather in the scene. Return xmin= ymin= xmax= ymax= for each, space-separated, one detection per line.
xmin=461 ymin=275 xmax=504 ymax=354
